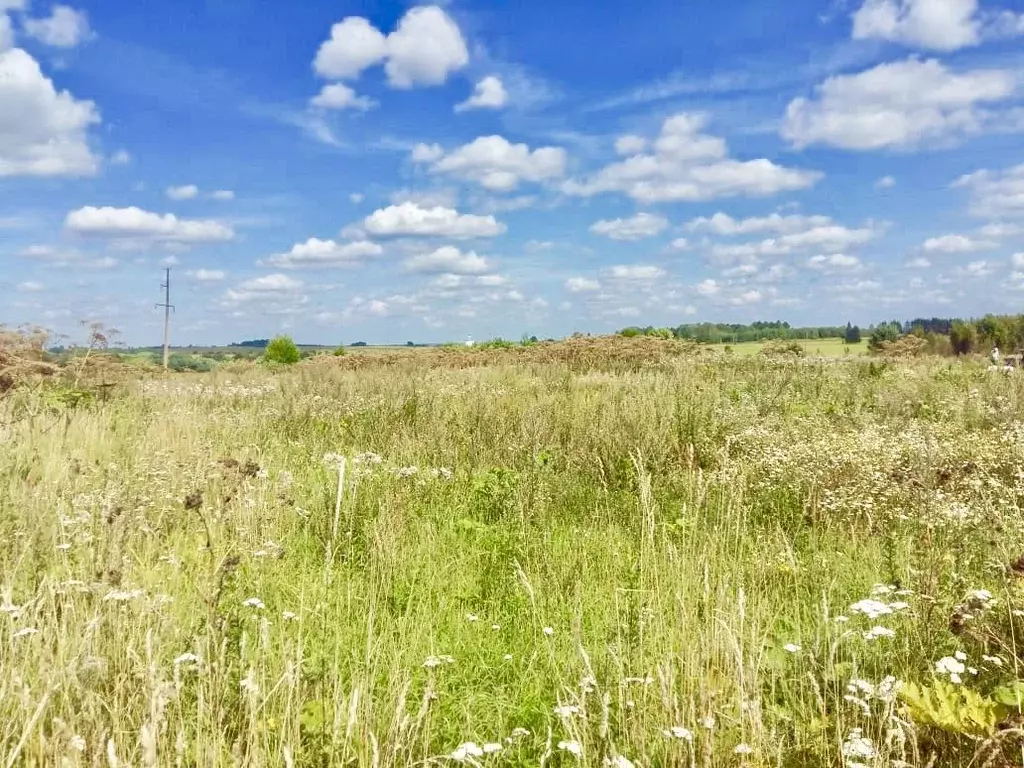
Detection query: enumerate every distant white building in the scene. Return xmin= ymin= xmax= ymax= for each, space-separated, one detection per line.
xmin=465 ymin=335 xmax=474 ymax=347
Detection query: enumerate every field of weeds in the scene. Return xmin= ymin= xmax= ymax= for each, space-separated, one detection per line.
xmin=4 ymin=342 xmax=1024 ymax=767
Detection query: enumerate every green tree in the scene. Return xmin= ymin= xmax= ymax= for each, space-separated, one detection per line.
xmin=844 ymin=323 xmax=862 ymax=344
xmin=264 ymin=335 xmax=301 ymax=364
xmin=868 ymin=322 xmax=900 ymax=352
xmin=949 ymin=321 xmax=977 ymax=356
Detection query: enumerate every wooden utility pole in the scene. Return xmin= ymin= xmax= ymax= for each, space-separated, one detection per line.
xmin=156 ymin=268 xmax=174 ymax=370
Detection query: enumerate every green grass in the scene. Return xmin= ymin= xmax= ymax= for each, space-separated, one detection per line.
xmin=2 ymin=352 xmax=1023 ymax=766
xmin=709 ymin=337 xmax=866 ymax=357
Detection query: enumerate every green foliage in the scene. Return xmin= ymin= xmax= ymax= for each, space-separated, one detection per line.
xmin=264 ymin=335 xmax=301 ymax=365
xmin=167 ymin=353 xmax=216 ymax=372
xmin=950 ymin=321 xmax=977 ymax=356
xmin=844 ymin=322 xmax=862 ymax=344
xmin=868 ymin=322 xmax=902 ymax=352
xmin=900 ymin=681 xmax=1006 ymax=738
xmin=332 ymin=346 xmax=346 ymax=357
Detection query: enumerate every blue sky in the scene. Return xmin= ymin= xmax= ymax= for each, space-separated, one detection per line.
xmin=3 ymin=0 xmax=1024 ymax=346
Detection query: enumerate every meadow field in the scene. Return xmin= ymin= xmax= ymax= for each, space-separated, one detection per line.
xmin=709 ymin=338 xmax=865 ymax=358
xmin=3 ymin=337 xmax=1024 ymax=767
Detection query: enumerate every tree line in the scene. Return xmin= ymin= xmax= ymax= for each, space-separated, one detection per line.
xmin=620 ymin=315 xmax=1024 ymax=357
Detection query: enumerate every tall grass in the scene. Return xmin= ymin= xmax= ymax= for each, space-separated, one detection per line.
xmin=2 ymin=353 xmax=1024 ymax=766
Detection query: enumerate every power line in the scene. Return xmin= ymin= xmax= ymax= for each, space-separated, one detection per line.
xmin=155 ymin=267 xmax=175 ymax=370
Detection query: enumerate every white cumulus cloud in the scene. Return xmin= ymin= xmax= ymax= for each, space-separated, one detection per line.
xmin=0 ymin=49 xmax=100 ymax=177
xmin=263 ymin=238 xmax=383 ymax=268
xmin=953 ymin=163 xmax=1024 ymax=219
xmin=418 ymin=135 xmax=567 ymax=192
xmin=685 ymin=211 xmax=832 ymax=235
xmin=782 ymin=58 xmax=1017 ymax=151
xmin=922 ymin=233 xmax=997 ymax=252
xmin=603 ymin=264 xmax=667 ymax=281
xmin=310 ymin=83 xmax=376 ymax=111
xmin=24 ymin=5 xmax=92 ymax=48
xmin=807 ymin=253 xmax=863 ymax=271
xmin=590 ymin=212 xmax=669 ymax=241
xmin=565 ymin=277 xmax=601 ymax=293
xmin=65 ymin=206 xmax=234 ymax=243
xmin=363 ymin=202 xmax=506 ymax=238
xmin=403 ymin=245 xmax=492 ymax=274
xmin=614 ymin=135 xmax=647 ymax=155
xmin=313 ymin=5 xmax=468 ymax=88
xmin=188 ymin=269 xmax=226 ymax=281
xmin=564 ymin=112 xmax=820 ymax=202
xmin=166 ymin=184 xmax=198 ymax=200
xmin=224 ymin=273 xmax=305 ymax=304
xmin=455 ymin=76 xmax=508 ymax=112
xmin=851 ymin=0 xmax=1024 ymax=51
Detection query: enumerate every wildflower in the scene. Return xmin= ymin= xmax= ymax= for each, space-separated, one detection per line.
xmin=503 ymin=654 xmax=513 ymax=661
xmin=509 ymin=728 xmax=530 ymax=739
xmin=322 ymin=453 xmax=344 ymax=467
xmin=353 ymin=452 xmax=383 ymax=465
xmin=955 ymin=650 xmax=967 ymax=661
xmin=606 ymin=756 xmax=635 ymax=768
xmin=432 ymin=467 xmax=454 ymax=480
xmin=491 ymin=623 xmax=501 ymax=631
xmin=69 ymin=735 xmax=86 ymax=752
xmin=543 ymin=626 xmax=554 ymax=636
xmin=834 ymin=615 xmax=850 ymax=623
xmin=983 ymin=654 xmax=1004 ymax=667
xmin=13 ymin=627 xmax=38 ymax=639
xmin=482 ymin=743 xmax=502 ymax=754
xmin=701 ymin=716 xmax=716 ymax=730
xmin=889 ymin=601 xmax=910 ymax=611
xmin=863 ymin=626 xmax=896 ymax=640
xmin=558 ymin=740 xmax=582 ymax=757
xmin=103 ymin=589 xmax=145 ymax=603
xmin=282 ymin=611 xmax=298 ymax=621
xmin=734 ymin=744 xmax=753 ymax=755
xmin=849 ymin=599 xmax=893 ymax=620
xmin=662 ymin=726 xmax=693 ymax=740
xmin=783 ymin=643 xmax=801 ymax=653
xmin=967 ymin=589 xmax=995 ymax=608
xmin=451 ymin=742 xmax=484 ymax=761
xmin=396 ymin=466 xmax=419 ymax=478
xmin=278 ymin=470 xmax=294 ymax=489
xmin=842 ymin=729 xmax=877 ymax=760
xmin=554 ymin=704 xmax=580 ymax=718
xmin=936 ymin=656 xmax=965 ymax=683
xmin=0 ymin=602 xmax=23 ymax=617
xmin=240 ymin=670 xmax=259 ymax=694
xmin=56 ymin=543 xmax=72 ymax=551
xmin=174 ymin=653 xmax=201 ymax=667
xmin=242 ymin=598 xmax=265 ymax=610
xmin=871 ymin=584 xmax=894 ymax=596
xmin=255 ymin=467 xmax=269 ymax=479
xmin=581 ymin=675 xmax=597 ymax=694
xmin=423 ymin=655 xmax=455 ymax=669
xmin=466 ymin=613 xmax=479 ymax=623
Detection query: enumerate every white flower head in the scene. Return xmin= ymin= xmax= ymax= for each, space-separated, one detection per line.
xmin=849 ymin=599 xmax=893 ymax=620
xmin=69 ymin=735 xmax=86 ymax=752
xmin=242 ymin=598 xmax=265 ymax=610
xmin=863 ymin=626 xmax=896 ymax=641
xmin=734 ymin=743 xmax=753 ymax=755
xmin=543 ymin=626 xmax=554 ymax=636
xmin=662 ymin=726 xmax=693 ymax=740
xmin=466 ymin=613 xmax=479 ymax=622
xmin=936 ymin=656 xmax=966 ymax=683
xmin=606 ymin=756 xmax=635 ymax=768
xmin=174 ymin=652 xmax=202 ymax=667
xmin=451 ymin=742 xmax=484 ymax=762
xmin=558 ymin=740 xmax=583 ymax=757
xmin=482 ymin=743 xmax=502 ymax=754
xmin=13 ymin=627 xmax=39 ymax=639
xmin=783 ymin=643 xmax=801 ymax=654
xmin=554 ymin=704 xmax=580 ymax=718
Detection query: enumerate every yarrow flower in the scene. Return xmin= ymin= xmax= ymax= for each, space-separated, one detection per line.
xmin=543 ymin=626 xmax=555 ymax=636
xmin=734 ymin=744 xmax=753 ymax=755
xmin=242 ymin=598 xmax=265 ymax=610
xmin=423 ymin=654 xmax=455 ymax=669
xmin=103 ymin=589 xmax=145 ymax=603
xmin=605 ymin=756 xmax=635 ymax=768
xmin=783 ymin=643 xmax=801 ymax=654
xmin=936 ymin=656 xmax=966 ymax=684
xmin=863 ymin=626 xmax=896 ymax=641
xmin=12 ymin=627 xmax=39 ymax=639
xmin=849 ymin=599 xmax=893 ymax=620
xmin=662 ymin=726 xmax=693 ymax=741
xmin=451 ymin=742 xmax=484 ymax=761
xmin=554 ymin=704 xmax=580 ymax=718
xmin=174 ymin=652 xmax=202 ymax=667
xmin=558 ymin=740 xmax=582 ymax=757
xmin=842 ymin=729 xmax=877 ymax=760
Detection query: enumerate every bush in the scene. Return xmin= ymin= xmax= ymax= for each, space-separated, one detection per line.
xmin=760 ymin=340 xmax=805 ymax=358
xmin=333 ymin=346 xmax=346 ymax=357
xmin=868 ymin=323 xmax=901 ymax=352
xmin=167 ymin=353 xmax=216 ymax=372
xmin=264 ymin=335 xmax=301 ymax=365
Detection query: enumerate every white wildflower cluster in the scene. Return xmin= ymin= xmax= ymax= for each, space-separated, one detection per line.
xmin=662 ymin=726 xmax=693 ymax=741
xmin=395 ymin=466 xmax=420 ymax=478
xmin=842 ymin=728 xmax=877 ymax=767
xmin=423 ymin=654 xmax=455 ymax=669
xmin=451 ymin=742 xmax=502 ymax=762
xmin=139 ymin=381 xmax=275 ymax=399
xmin=935 ymin=651 xmax=978 ymax=684
xmin=844 ymin=676 xmax=901 ymax=716
xmin=846 ymin=586 xmax=912 ymax=641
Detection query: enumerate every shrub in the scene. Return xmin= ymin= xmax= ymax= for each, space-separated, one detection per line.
xmin=333 ymin=346 xmax=346 ymax=357
xmin=167 ymin=353 xmax=216 ymax=372
xmin=868 ymin=322 xmax=901 ymax=352
xmin=264 ymin=335 xmax=301 ymax=365
xmin=760 ymin=340 xmax=805 ymax=358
